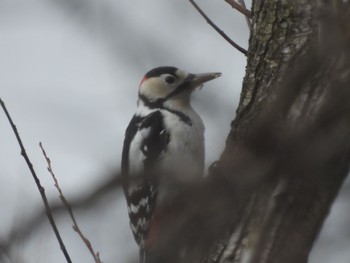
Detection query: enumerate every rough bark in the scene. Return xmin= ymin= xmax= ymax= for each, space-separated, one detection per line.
xmin=146 ymin=2 xmax=350 ymax=263
xmin=211 ymin=1 xmax=350 ymax=263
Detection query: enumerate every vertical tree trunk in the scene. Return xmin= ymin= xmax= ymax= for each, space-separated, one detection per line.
xmin=210 ymin=1 xmax=350 ymax=263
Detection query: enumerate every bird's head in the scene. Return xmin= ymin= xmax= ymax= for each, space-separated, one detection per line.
xmin=138 ymin=66 xmax=221 ymax=108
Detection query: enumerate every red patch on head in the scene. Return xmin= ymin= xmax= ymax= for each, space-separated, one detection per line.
xmin=140 ymin=75 xmax=148 ymax=87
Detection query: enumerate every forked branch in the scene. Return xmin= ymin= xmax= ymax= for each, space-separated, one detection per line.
xmin=225 ymin=0 xmax=252 ymax=18
xmin=189 ymin=0 xmax=247 ymax=55
xmin=237 ymin=0 xmax=252 ymax=29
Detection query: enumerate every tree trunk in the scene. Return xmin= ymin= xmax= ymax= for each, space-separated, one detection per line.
xmin=211 ymin=0 xmax=350 ymax=263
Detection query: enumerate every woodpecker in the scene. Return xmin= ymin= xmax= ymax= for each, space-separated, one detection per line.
xmin=121 ymin=66 xmax=221 ymax=262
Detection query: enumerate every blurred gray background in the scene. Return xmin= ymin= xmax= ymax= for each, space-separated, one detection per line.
xmin=0 ymin=0 xmax=349 ymax=262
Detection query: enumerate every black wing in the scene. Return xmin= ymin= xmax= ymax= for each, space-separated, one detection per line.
xmin=121 ymin=110 xmax=169 ymax=246
xmin=121 ymin=114 xmax=142 ymax=191
xmin=139 ymin=111 xmax=170 ymax=173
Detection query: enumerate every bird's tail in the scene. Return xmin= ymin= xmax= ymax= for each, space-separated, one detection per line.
xmin=140 ymin=248 xmax=146 ymax=263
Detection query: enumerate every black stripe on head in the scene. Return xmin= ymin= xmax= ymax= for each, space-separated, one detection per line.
xmin=145 ymin=66 xmax=178 ymax=78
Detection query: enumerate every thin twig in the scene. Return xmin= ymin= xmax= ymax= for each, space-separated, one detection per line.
xmin=0 ymin=98 xmax=72 ymax=263
xmin=39 ymin=143 xmax=103 ymax=263
xmin=225 ymin=0 xmax=252 ymax=18
xmin=237 ymin=0 xmax=252 ymax=30
xmin=1 ymin=173 xmax=121 ymax=255
xmin=189 ymin=0 xmax=247 ymax=55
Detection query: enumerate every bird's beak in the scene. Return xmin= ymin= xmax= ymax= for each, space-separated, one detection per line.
xmin=187 ymin=72 xmax=221 ymax=88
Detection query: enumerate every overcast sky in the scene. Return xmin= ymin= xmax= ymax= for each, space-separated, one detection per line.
xmin=0 ymin=1 xmax=349 ymax=262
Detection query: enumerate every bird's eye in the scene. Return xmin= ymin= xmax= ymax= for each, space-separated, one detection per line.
xmin=165 ymin=76 xmax=176 ymax=84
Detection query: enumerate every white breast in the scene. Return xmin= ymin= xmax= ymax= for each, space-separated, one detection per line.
xmin=160 ymin=107 xmax=205 ymax=181
xmin=127 ymin=102 xmax=205 ymax=207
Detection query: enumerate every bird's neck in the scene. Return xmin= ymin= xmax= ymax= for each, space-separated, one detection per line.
xmin=163 ymin=97 xmax=192 ymax=112
xmin=137 ymin=97 xmax=194 ymax=126
xmin=138 ymin=94 xmax=192 ymax=111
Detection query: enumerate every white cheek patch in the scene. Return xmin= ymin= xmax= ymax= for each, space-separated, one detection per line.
xmin=139 ymin=78 xmax=174 ymax=100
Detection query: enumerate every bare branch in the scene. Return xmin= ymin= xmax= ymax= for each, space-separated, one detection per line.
xmin=39 ymin=142 xmax=103 ymax=263
xmin=0 ymin=98 xmax=72 ymax=263
xmin=225 ymin=0 xmax=252 ymax=18
xmin=237 ymin=0 xmax=252 ymax=30
xmin=0 ymin=172 xmax=122 ymax=256
xmin=189 ymin=0 xmax=247 ymax=55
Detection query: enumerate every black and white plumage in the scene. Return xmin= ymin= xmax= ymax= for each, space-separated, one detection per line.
xmin=121 ymin=66 xmax=221 ymax=262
